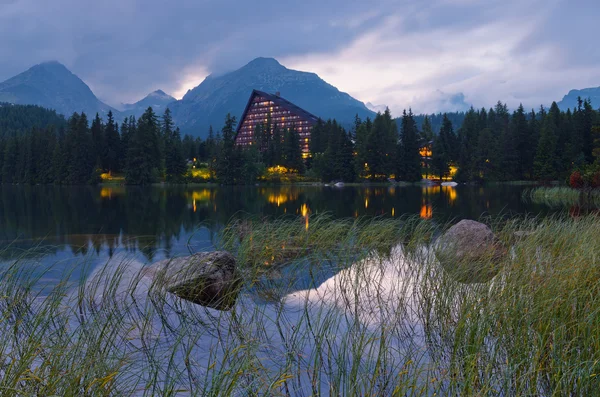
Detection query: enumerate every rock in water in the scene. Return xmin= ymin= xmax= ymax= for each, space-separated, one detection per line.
xmin=436 ymin=220 xmax=503 ymax=283
xmin=149 ymin=252 xmax=240 ymax=310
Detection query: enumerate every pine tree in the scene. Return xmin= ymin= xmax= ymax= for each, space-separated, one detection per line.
xmin=335 ymin=129 xmax=356 ymax=182
xmin=104 ymin=111 xmax=121 ymax=174
xmin=165 ymin=125 xmax=187 ymax=182
xmin=354 ymin=118 xmax=370 ymax=178
xmin=66 ymin=112 xmax=94 ymax=184
xmin=126 ymin=109 xmax=160 ymax=185
xmin=431 ymin=133 xmax=449 ymax=179
xmin=511 ymin=105 xmax=530 ymax=179
xmin=0 ymin=138 xmax=5 ymax=183
xmin=51 ymin=130 xmax=68 ymax=184
xmin=282 ymin=128 xmax=305 ymax=173
xmin=455 ymin=108 xmax=478 ymax=181
xmin=35 ymin=126 xmax=56 ymax=184
xmin=159 ymin=108 xmax=174 ymax=173
xmin=309 ymin=119 xmax=326 ymax=155
xmin=582 ymin=99 xmax=595 ymax=163
xmin=347 ymin=114 xmax=359 ymax=141
xmin=534 ymin=112 xmax=559 ymax=181
xmin=268 ymin=125 xmax=282 ymax=166
xmin=91 ymin=113 xmax=105 ymax=170
xmin=2 ymin=137 xmax=17 ymax=183
xmin=365 ymin=109 xmax=397 ymax=180
xmin=421 ymin=115 xmax=433 ymax=141
xmin=120 ymin=117 xmax=131 ymax=168
xmin=216 ymin=114 xmax=240 ymax=184
xmin=206 ymin=126 xmax=218 ymax=179
xmin=592 ymin=125 xmax=600 ymax=164
xmin=398 ymin=109 xmax=422 ymax=182
xmin=499 ymin=105 xmax=520 ymax=181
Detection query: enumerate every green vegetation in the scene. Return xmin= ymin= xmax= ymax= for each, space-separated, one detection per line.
xmin=455 ymin=99 xmax=599 ymax=182
xmin=523 ymin=186 xmax=600 ymax=208
xmin=2 ymin=214 xmax=600 ymax=395
xmin=2 ymin=96 xmax=599 ymax=185
xmin=0 ymin=103 xmax=66 ymax=135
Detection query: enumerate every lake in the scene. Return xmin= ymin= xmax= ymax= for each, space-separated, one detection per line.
xmin=1 ymin=183 xmax=596 ymax=395
xmin=0 ymin=184 xmax=548 ymax=266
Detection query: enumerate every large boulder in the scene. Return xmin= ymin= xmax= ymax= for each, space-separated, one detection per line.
xmin=436 ymin=220 xmax=503 ymax=283
xmin=147 ymin=251 xmax=240 ymax=310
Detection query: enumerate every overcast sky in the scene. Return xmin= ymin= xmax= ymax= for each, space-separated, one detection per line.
xmin=1 ymin=0 xmax=598 ymax=115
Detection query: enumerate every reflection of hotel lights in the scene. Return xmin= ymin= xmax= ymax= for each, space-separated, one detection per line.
xmin=301 ymin=203 xmax=308 ymax=217
xmin=423 ymin=186 xmax=441 ymax=195
xmin=267 ymin=190 xmax=299 ymax=206
xmin=365 ymin=198 xmax=369 ymax=209
xmin=271 ymin=194 xmax=286 ymax=206
xmin=392 ymin=207 xmax=395 ymax=217
xmin=100 ymin=187 xmax=112 ymax=199
xmin=420 ymin=204 xmax=433 ymax=219
xmin=193 ymin=199 xmax=196 ymax=213
xmin=442 ymin=186 xmax=457 ymax=204
xmin=191 ymin=190 xmax=211 ymax=202
xmin=301 ymin=203 xmax=310 ymax=231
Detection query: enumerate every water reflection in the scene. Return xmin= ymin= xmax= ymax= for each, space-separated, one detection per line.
xmin=442 ymin=186 xmax=457 ymax=205
xmin=265 ymin=188 xmax=299 ymax=207
xmin=420 ymin=203 xmax=433 ymax=219
xmin=0 ymin=184 xmax=546 ymax=265
xmin=301 ymin=203 xmax=310 ymax=230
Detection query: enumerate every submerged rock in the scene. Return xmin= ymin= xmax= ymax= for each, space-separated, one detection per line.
xmin=436 ymin=220 xmax=503 ymax=283
xmin=147 ymin=252 xmax=240 ymax=310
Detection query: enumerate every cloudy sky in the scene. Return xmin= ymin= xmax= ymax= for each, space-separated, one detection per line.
xmin=1 ymin=0 xmax=598 ymax=115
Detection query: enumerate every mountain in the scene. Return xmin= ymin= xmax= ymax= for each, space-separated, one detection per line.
xmin=557 ymin=87 xmax=600 ymax=110
xmin=170 ymin=57 xmax=375 ymax=137
xmin=366 ymin=102 xmax=388 ymax=113
xmin=120 ymin=89 xmax=175 ymax=118
xmin=0 ymin=61 xmax=118 ymax=119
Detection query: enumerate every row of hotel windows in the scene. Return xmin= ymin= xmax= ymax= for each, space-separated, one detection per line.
xmin=244 ymin=117 xmax=302 ymax=125
xmin=245 ymin=111 xmax=298 ymax=120
xmin=251 ymin=100 xmax=275 ymax=107
xmin=240 ymin=124 xmax=310 ymax=133
xmin=236 ymin=136 xmax=311 ymax=144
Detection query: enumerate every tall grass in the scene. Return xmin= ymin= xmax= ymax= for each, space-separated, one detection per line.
xmin=523 ymin=186 xmax=600 ymax=208
xmin=0 ymin=214 xmax=599 ymax=395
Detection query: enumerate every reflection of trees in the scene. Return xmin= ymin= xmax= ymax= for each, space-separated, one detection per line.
xmin=0 ymin=184 xmax=548 ymax=262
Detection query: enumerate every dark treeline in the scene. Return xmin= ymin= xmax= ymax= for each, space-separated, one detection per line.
xmin=0 ymin=107 xmax=187 ymax=185
xmin=2 ymin=99 xmax=600 ymax=185
xmin=306 ymin=99 xmax=600 ymax=183
xmin=0 ymin=103 xmax=66 ymax=135
xmin=450 ymin=100 xmax=600 ymax=182
xmin=412 ymin=112 xmax=466 ymax=136
xmin=310 ymin=109 xmax=423 ymax=182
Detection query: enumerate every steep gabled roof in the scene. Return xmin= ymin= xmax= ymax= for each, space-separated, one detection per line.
xmin=235 ymin=89 xmax=319 ymax=134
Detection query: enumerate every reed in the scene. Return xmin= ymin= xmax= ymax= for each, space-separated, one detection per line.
xmin=0 ymin=214 xmax=599 ymax=395
xmin=523 ymin=186 xmax=600 ymax=208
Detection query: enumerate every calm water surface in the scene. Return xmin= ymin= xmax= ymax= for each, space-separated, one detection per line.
xmin=0 ymin=183 xmax=562 ymax=394
xmin=0 ymin=184 xmax=549 ymax=273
